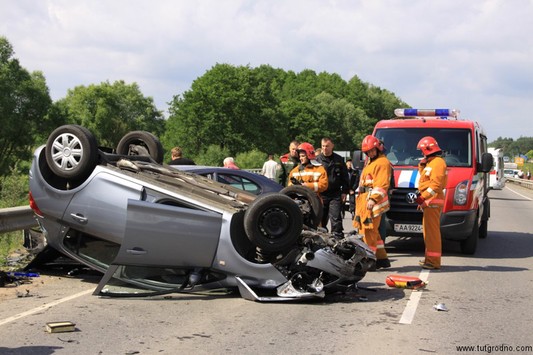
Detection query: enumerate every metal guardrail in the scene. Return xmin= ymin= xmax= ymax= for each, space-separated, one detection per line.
xmin=1 ymin=177 xmax=527 ymax=234
xmin=0 ymin=205 xmax=38 ymax=234
xmin=506 ymin=177 xmax=533 ymax=189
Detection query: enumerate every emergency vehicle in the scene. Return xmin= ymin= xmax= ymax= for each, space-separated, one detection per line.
xmin=488 ymin=148 xmax=506 ymax=190
xmin=359 ymin=109 xmax=493 ymax=254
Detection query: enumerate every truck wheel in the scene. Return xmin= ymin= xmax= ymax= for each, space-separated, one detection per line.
xmin=116 ymin=131 xmax=164 ymax=164
xmin=479 ymin=199 xmax=490 ymax=239
xmin=479 ymin=219 xmax=488 ymax=239
xmin=45 ymin=125 xmax=99 ymax=180
xmin=460 ymin=218 xmax=478 ymax=254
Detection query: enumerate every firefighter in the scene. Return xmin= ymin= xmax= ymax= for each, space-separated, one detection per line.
xmin=288 ymin=142 xmax=328 ymax=197
xmin=416 ymin=136 xmax=448 ymax=270
xmin=353 ymin=135 xmax=391 ymax=269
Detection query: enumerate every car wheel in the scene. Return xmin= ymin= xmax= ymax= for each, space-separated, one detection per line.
xmin=280 ymin=185 xmax=323 ymax=229
xmin=45 ymin=125 xmax=98 ymax=179
xmin=460 ymin=217 xmax=478 ymax=254
xmin=116 ymin=131 xmax=164 ymax=164
xmin=244 ymin=193 xmax=303 ymax=253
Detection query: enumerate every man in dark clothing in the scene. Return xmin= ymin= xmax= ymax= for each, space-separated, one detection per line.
xmin=317 ymin=137 xmax=350 ymax=238
xmin=278 ymin=140 xmax=300 ymax=187
xmin=168 ymin=146 xmax=196 ymax=165
xmin=346 ymin=159 xmax=359 ymax=218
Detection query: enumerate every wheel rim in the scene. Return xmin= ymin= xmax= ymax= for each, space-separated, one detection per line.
xmin=258 ymin=207 xmax=290 ymax=239
xmin=50 ymin=133 xmax=84 ymax=171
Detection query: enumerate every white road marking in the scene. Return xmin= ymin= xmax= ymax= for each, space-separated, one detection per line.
xmin=399 ymin=269 xmax=430 ymax=324
xmin=0 ymin=288 xmax=94 ymax=326
xmin=506 ymin=186 xmax=533 ymax=201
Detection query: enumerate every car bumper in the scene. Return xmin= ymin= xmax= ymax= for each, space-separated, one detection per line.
xmin=383 ymin=209 xmax=476 ymax=241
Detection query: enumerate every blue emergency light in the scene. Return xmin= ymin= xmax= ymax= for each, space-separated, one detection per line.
xmin=394 ymin=108 xmax=460 ymax=119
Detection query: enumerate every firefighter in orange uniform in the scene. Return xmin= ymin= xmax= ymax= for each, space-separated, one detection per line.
xmin=416 ymin=136 xmax=448 ymax=270
xmin=353 ymin=135 xmax=391 ymax=269
xmin=288 ymin=142 xmax=328 ymax=197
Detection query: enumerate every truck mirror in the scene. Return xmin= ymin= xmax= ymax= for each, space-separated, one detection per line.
xmin=352 ymin=151 xmax=364 ymax=169
xmin=479 ymin=152 xmax=493 ymax=173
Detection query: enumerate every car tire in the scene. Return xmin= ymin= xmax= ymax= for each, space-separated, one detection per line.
xmin=116 ymin=131 xmax=164 ymax=164
xmin=460 ymin=217 xmax=478 ymax=254
xmin=45 ymin=125 xmax=99 ymax=179
xmin=479 ymin=218 xmax=488 ymax=239
xmin=244 ymin=193 xmax=303 ymax=253
xmin=280 ymin=185 xmax=323 ymax=229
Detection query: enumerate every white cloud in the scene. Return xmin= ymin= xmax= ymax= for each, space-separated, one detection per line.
xmin=1 ymin=0 xmax=532 ymax=139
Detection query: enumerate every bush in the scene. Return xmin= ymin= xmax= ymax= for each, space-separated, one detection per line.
xmin=235 ymin=149 xmax=270 ymax=169
xmin=0 ymin=168 xmax=29 ymax=208
xmin=0 ymin=168 xmax=30 ymax=266
xmin=194 ymin=145 xmax=231 ymax=166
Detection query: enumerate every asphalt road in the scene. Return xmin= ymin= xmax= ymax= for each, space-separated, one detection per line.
xmin=0 ymin=184 xmax=532 ymax=355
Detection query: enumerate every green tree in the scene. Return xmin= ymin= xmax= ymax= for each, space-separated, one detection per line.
xmin=164 ymin=63 xmax=409 ymax=162
xmin=192 ymin=145 xmax=230 ymax=166
xmin=0 ymin=36 xmax=52 ymax=176
xmin=163 ymin=64 xmax=286 ymax=159
xmin=51 ymin=80 xmax=165 ymax=148
xmin=489 ymin=136 xmax=533 ymax=158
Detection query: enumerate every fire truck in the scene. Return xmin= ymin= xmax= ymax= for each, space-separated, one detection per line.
xmin=355 ymin=109 xmax=493 ymax=254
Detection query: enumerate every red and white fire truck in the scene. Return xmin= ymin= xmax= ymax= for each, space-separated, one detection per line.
xmin=356 ymin=109 xmax=493 ymax=254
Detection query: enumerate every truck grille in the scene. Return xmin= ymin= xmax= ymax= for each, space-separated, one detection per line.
xmin=386 ymin=188 xmax=423 ymax=223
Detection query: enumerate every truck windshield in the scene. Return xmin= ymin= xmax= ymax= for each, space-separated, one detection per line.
xmin=375 ymin=128 xmax=472 ymax=167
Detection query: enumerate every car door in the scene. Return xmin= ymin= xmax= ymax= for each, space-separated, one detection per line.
xmin=114 ymin=199 xmax=222 ymax=267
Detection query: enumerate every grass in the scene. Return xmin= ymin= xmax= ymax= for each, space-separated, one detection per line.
xmin=0 ymin=231 xmax=26 ymax=269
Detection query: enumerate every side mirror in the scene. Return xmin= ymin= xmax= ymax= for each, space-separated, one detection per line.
xmin=478 ymin=152 xmax=493 ymax=173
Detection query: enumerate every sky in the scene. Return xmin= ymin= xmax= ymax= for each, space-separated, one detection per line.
xmin=1 ymin=0 xmax=532 ymax=141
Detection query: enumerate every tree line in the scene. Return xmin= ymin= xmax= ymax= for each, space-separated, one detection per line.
xmin=2 ymin=34 xmax=532 ymax=184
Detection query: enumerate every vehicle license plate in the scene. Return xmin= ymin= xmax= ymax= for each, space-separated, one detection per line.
xmin=394 ymin=224 xmax=423 ymax=233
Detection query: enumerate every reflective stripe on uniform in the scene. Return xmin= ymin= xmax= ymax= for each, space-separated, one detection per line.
xmin=372 ymin=186 xmax=387 ymax=198
xmin=426 ymin=250 xmax=441 ymax=257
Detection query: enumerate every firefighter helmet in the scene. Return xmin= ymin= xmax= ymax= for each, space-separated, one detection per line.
xmin=361 ymin=135 xmax=383 ymax=152
xmin=417 ymin=136 xmax=441 ymax=155
xmin=297 ymin=142 xmax=317 ymax=160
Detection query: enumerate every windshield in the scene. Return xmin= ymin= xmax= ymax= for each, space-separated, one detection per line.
xmin=375 ymin=128 xmax=472 ymax=167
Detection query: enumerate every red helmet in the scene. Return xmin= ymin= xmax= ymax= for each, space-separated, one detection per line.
xmin=297 ymin=142 xmax=317 ymax=160
xmin=361 ymin=135 xmax=383 ymax=152
xmin=417 ymin=136 xmax=441 ymax=155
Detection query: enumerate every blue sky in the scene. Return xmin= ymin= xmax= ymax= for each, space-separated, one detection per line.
xmin=1 ymin=0 xmax=532 ymax=140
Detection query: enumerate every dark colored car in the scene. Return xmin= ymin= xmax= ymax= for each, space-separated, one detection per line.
xmin=28 ymin=125 xmax=375 ymax=301
xmin=170 ymin=166 xmax=283 ymax=195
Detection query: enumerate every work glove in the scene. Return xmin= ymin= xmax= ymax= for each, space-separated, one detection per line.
xmin=290 ymin=177 xmax=302 ymax=185
xmin=415 ymin=194 xmax=425 ymax=205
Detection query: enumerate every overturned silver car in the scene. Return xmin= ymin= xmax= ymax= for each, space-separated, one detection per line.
xmin=29 ymin=125 xmax=375 ymax=301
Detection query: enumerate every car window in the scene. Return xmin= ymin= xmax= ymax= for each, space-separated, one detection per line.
xmin=217 ymin=174 xmax=261 ymax=195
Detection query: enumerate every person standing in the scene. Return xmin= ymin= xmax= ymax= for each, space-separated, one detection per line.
xmin=278 ymin=140 xmax=300 ymax=186
xmin=168 ymin=147 xmax=196 ymax=165
xmin=288 ymin=142 xmax=328 ymax=198
xmin=353 ymin=135 xmax=391 ymax=269
xmin=317 ymin=137 xmax=350 ymax=238
xmin=416 ymin=136 xmax=448 ymax=270
xmin=261 ymin=154 xmax=280 ymax=180
xmin=346 ymin=159 xmax=359 ymax=219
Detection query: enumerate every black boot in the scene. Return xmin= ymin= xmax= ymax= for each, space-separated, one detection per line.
xmin=376 ymin=258 xmax=391 ymax=269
